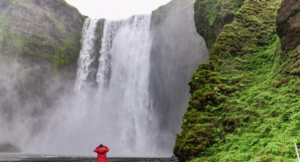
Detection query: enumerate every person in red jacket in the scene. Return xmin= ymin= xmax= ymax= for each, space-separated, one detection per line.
xmin=94 ymin=144 xmax=109 ymax=162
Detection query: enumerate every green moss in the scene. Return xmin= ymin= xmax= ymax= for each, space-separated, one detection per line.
xmin=0 ymin=27 xmax=80 ymax=73
xmin=76 ymin=13 xmax=87 ymax=25
xmin=13 ymin=0 xmax=27 ymax=7
xmin=206 ymin=0 xmax=218 ymax=26
xmin=0 ymin=34 xmax=3 ymax=45
xmin=0 ymin=0 xmax=84 ymax=77
xmin=57 ymin=0 xmax=78 ymax=10
xmin=194 ymin=0 xmax=245 ymax=50
xmin=0 ymin=14 xmax=11 ymax=28
xmin=51 ymin=17 xmax=66 ymax=36
xmin=174 ymin=0 xmax=300 ymax=161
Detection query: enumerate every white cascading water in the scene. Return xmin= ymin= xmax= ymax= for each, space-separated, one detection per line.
xmin=71 ymin=14 xmax=158 ymax=156
xmin=75 ymin=19 xmax=99 ymax=93
xmin=96 ymin=19 xmax=121 ymax=88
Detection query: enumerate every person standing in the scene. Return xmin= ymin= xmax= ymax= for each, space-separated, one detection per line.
xmin=94 ymin=144 xmax=109 ymax=162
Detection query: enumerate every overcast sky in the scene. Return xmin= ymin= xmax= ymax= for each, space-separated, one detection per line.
xmin=65 ymin=0 xmax=172 ymax=20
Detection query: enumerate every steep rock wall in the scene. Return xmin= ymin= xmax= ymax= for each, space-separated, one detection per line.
xmin=194 ymin=0 xmax=245 ymax=50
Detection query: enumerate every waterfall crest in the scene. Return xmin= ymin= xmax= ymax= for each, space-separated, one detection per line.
xmin=75 ymin=18 xmax=105 ymax=93
xmin=75 ymin=19 xmax=98 ymax=93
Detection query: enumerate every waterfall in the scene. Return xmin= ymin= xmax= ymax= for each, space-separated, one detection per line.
xmin=96 ymin=19 xmax=121 ymax=88
xmin=28 ymin=3 xmax=207 ymax=156
xmin=75 ymin=18 xmax=104 ymax=93
xmin=0 ymin=0 xmax=208 ymax=157
xmin=75 ymin=19 xmax=97 ymax=93
xmin=73 ymin=15 xmax=157 ymax=156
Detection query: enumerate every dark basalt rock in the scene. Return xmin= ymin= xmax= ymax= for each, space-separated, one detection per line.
xmin=276 ymin=0 xmax=300 ymax=51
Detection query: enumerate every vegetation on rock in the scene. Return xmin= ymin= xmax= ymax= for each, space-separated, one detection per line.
xmin=194 ymin=0 xmax=245 ymax=50
xmin=174 ymin=0 xmax=300 ymax=161
xmin=0 ymin=0 xmax=86 ymax=116
xmin=0 ymin=0 xmax=85 ymax=74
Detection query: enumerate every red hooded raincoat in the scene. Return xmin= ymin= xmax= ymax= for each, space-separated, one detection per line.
xmin=94 ymin=146 xmax=109 ymax=162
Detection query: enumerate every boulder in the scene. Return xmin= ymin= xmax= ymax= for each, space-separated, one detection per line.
xmin=0 ymin=142 xmax=21 ymax=152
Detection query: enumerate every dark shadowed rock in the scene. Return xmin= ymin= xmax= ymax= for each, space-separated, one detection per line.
xmin=276 ymin=0 xmax=300 ymax=51
xmin=194 ymin=0 xmax=245 ymax=50
xmin=0 ymin=142 xmax=21 ymax=153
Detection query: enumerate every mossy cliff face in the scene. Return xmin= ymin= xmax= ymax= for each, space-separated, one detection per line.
xmin=194 ymin=0 xmax=245 ymax=50
xmin=174 ymin=0 xmax=300 ymax=161
xmin=0 ymin=0 xmax=85 ymax=123
xmin=0 ymin=0 xmax=85 ymax=77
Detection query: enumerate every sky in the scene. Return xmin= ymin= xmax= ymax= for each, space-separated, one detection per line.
xmin=65 ymin=0 xmax=172 ymax=20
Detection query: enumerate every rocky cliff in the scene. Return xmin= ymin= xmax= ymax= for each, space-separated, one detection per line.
xmin=0 ymin=0 xmax=85 ymax=76
xmin=175 ymin=0 xmax=300 ymax=161
xmin=0 ymin=0 xmax=85 ymax=140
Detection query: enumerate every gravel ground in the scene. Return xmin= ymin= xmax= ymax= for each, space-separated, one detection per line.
xmin=0 ymin=155 xmax=178 ymax=162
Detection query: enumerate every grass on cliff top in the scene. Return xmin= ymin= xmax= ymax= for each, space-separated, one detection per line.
xmin=57 ymin=0 xmax=78 ymax=10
